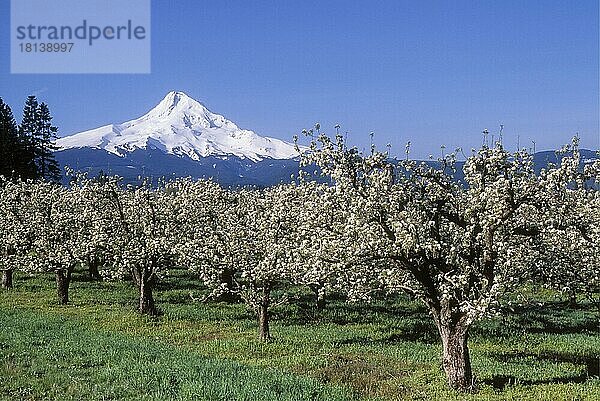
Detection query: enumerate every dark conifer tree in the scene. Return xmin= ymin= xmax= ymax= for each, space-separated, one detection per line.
xmin=0 ymin=98 xmax=21 ymax=178
xmin=18 ymin=96 xmax=62 ymax=182
xmin=17 ymin=96 xmax=39 ymax=179
xmin=35 ymin=102 xmax=61 ymax=182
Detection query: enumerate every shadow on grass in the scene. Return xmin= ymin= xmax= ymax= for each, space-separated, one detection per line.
xmin=484 ymin=373 xmax=588 ymax=390
xmin=484 ymin=351 xmax=600 ymax=390
xmin=379 ymin=321 xmax=438 ymax=344
xmin=507 ymin=301 xmax=597 ymax=334
xmin=331 ymin=321 xmax=439 ymax=346
xmin=71 ymin=273 xmax=100 ymax=283
xmin=471 ymin=301 xmax=599 ymax=339
xmin=277 ymin=293 xmax=428 ymax=326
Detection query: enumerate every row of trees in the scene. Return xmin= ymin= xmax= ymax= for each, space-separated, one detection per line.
xmin=0 ymin=96 xmax=61 ymax=182
xmin=0 ymin=132 xmax=598 ymax=392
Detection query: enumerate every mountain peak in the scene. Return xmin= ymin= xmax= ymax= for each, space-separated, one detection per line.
xmin=56 ymin=92 xmax=300 ymax=162
xmin=145 ymin=91 xmax=210 ymax=120
xmin=161 ymin=91 xmax=188 ymax=108
xmin=166 ymin=90 xmax=189 ymax=98
xmin=160 ymin=91 xmax=200 ymax=109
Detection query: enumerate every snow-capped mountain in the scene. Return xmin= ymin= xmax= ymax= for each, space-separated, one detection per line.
xmin=56 ymin=91 xmax=300 ymax=162
xmin=55 ymin=92 xmax=598 ymax=187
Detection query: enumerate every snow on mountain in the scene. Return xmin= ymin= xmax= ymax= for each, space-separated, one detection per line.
xmin=56 ymin=91 xmax=301 ymax=162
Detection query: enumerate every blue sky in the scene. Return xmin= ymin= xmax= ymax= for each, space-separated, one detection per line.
xmin=1 ymin=0 xmax=598 ymax=158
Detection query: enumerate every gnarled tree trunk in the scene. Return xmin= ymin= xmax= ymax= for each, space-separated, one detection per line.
xmin=132 ymin=266 xmax=157 ymax=316
xmin=1 ymin=269 xmax=13 ymax=289
xmin=139 ymin=279 xmax=157 ymax=316
xmin=432 ymin=307 xmax=473 ymax=392
xmin=257 ymin=285 xmax=271 ymax=341
xmin=438 ymin=322 xmax=473 ymax=391
xmin=55 ymin=269 xmax=71 ymax=305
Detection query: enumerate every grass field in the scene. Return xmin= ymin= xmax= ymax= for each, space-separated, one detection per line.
xmin=0 ymin=268 xmax=598 ymax=400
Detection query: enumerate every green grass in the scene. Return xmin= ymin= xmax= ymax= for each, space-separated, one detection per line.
xmin=1 ymin=269 xmax=599 ymax=400
xmin=0 ymin=308 xmax=352 ymax=401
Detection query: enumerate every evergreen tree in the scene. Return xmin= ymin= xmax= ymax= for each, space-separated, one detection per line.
xmin=0 ymin=98 xmax=19 ymax=177
xmin=0 ymin=98 xmax=34 ymax=179
xmin=18 ymin=96 xmax=39 ymax=179
xmin=35 ymin=102 xmax=61 ymax=182
xmin=18 ymin=96 xmax=62 ymax=182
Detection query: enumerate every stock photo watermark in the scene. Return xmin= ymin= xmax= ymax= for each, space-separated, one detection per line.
xmin=11 ymin=0 xmax=151 ymax=73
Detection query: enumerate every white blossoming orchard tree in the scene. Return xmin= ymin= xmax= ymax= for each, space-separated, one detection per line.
xmin=171 ymin=179 xmax=248 ymax=302
xmin=292 ymin=180 xmax=365 ymax=309
xmin=174 ymin=180 xmax=311 ymax=338
xmin=234 ymin=184 xmax=305 ymax=341
xmin=533 ymin=144 xmax=600 ymax=306
xmin=301 ymin=130 xmax=596 ymax=391
xmin=176 ymin=181 xmax=308 ymax=340
xmin=65 ymin=171 xmax=118 ymax=283
xmin=99 ymin=180 xmax=179 ymax=316
xmin=25 ymin=180 xmax=93 ymax=304
xmin=0 ymin=177 xmax=34 ymax=289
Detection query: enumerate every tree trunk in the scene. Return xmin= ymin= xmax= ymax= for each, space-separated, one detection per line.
xmin=309 ymin=284 xmax=326 ymax=310
xmin=316 ymin=294 xmax=326 ymax=311
xmin=257 ymin=286 xmax=271 ymax=341
xmin=437 ymin=320 xmax=473 ymax=391
xmin=87 ymin=256 xmax=102 ymax=280
xmin=139 ymin=280 xmax=157 ymax=316
xmin=55 ymin=269 xmax=70 ymax=305
xmin=1 ymin=270 xmax=13 ymax=289
xmin=568 ymin=288 xmax=577 ymax=307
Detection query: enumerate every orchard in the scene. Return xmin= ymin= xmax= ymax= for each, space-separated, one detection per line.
xmin=0 ymin=134 xmax=598 ymax=394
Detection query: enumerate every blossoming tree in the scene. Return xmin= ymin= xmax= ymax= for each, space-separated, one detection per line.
xmin=172 ymin=179 xmax=249 ymax=301
xmin=533 ymin=143 xmax=600 ymax=306
xmin=98 ymin=179 xmax=179 ymax=315
xmin=0 ymin=177 xmax=34 ymax=289
xmin=25 ymin=180 xmax=91 ymax=304
xmin=301 ymin=130 xmax=598 ymax=391
xmin=239 ymin=184 xmax=312 ymax=341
